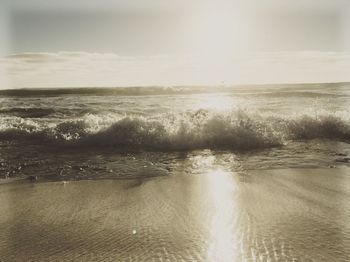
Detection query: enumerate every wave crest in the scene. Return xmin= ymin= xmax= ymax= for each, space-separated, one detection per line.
xmin=1 ymin=110 xmax=349 ymax=151
xmin=285 ymin=115 xmax=350 ymax=140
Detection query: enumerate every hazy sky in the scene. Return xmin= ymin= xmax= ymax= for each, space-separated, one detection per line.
xmin=1 ymin=0 xmax=350 ymax=88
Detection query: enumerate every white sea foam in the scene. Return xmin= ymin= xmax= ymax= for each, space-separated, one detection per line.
xmin=1 ymin=110 xmax=350 ymax=151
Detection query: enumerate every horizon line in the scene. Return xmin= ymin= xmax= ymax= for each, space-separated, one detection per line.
xmin=1 ymin=81 xmax=349 ymax=92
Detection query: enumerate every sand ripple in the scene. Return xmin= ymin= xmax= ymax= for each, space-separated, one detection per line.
xmin=0 ymin=168 xmax=350 ymax=261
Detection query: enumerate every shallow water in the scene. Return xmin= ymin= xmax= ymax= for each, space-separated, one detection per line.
xmin=1 ymin=167 xmax=350 ymax=261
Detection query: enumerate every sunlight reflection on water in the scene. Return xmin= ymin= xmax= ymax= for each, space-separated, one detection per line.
xmin=192 ymin=94 xmax=237 ymax=111
xmin=186 ymin=151 xmax=240 ymax=261
xmin=205 ymin=168 xmax=238 ymax=261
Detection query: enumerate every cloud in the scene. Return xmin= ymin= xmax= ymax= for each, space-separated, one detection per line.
xmin=1 ymin=51 xmax=350 ymax=89
xmin=9 ymin=0 xmax=350 ymax=12
xmin=5 ymin=52 xmax=70 ymax=63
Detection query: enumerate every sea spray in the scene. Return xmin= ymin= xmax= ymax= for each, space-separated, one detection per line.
xmin=1 ymin=110 xmax=350 ymax=151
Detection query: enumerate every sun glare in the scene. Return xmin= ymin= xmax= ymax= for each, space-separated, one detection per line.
xmin=205 ymin=168 xmax=238 ymax=261
xmin=187 ymin=2 xmax=241 ymax=60
xmin=193 ymin=94 xmax=235 ymax=111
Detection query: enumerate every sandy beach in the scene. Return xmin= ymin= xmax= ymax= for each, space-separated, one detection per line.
xmin=1 ymin=167 xmax=349 ymax=261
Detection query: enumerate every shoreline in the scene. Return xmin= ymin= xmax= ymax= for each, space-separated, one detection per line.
xmin=1 ymin=165 xmax=349 ymax=186
xmin=1 ymin=167 xmax=350 ymax=261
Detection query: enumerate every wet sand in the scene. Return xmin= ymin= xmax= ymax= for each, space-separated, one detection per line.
xmin=1 ymin=168 xmax=350 ymax=261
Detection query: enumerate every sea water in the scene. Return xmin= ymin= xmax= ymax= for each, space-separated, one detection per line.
xmin=1 ymin=83 xmax=350 ymax=180
xmin=1 ymin=83 xmax=350 ymax=261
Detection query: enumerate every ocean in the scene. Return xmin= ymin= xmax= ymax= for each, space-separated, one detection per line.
xmin=1 ymin=83 xmax=350 ymax=261
xmin=1 ymin=83 xmax=350 ymax=181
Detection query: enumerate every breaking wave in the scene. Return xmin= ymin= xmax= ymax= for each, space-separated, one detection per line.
xmin=1 ymin=110 xmax=350 ymax=151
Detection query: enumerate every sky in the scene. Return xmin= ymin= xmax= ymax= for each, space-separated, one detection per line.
xmin=0 ymin=0 xmax=350 ymax=88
